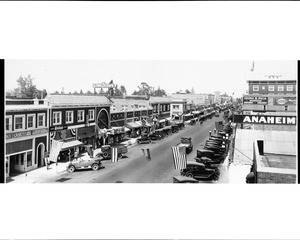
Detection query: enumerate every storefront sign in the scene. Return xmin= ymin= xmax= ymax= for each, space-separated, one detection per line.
xmin=6 ymin=128 xmax=48 ymax=139
xmin=243 ymin=96 xmax=268 ymax=105
xmin=93 ymin=82 xmax=114 ymax=89
xmin=273 ymin=97 xmax=296 ymax=105
xmin=233 ymin=114 xmax=296 ymax=125
xmin=49 ymin=125 xmax=68 ymax=131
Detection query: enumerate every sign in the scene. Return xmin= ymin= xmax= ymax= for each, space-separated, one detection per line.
xmin=49 ymin=125 xmax=68 ymax=132
xmin=273 ymin=97 xmax=296 ymax=105
xmin=233 ymin=114 xmax=296 ymax=125
xmin=93 ymin=82 xmax=114 ymax=89
xmin=6 ymin=128 xmax=48 ymax=139
xmin=243 ymin=96 xmax=268 ymax=105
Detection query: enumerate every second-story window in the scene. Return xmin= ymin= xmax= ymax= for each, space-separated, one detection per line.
xmin=173 ymin=105 xmax=179 ymax=109
xmin=77 ymin=110 xmax=84 ymax=122
xmin=278 ymin=85 xmax=284 ymax=91
xmin=14 ymin=115 xmax=25 ymax=130
xmin=53 ymin=112 xmax=62 ymax=125
xmin=111 ymin=105 xmax=116 ymax=111
xmin=162 ymin=105 xmax=166 ymax=111
xmin=88 ymin=110 xmax=94 ymax=120
xmin=287 ymin=85 xmax=293 ymax=91
xmin=6 ymin=116 xmax=12 ymax=132
xmin=253 ymin=85 xmax=259 ymax=91
xmin=66 ymin=111 xmax=74 ymax=124
xmin=38 ymin=113 xmax=45 ymax=127
xmin=160 ymin=104 xmax=162 ymax=111
xmin=27 ymin=114 xmax=35 ymax=129
xmin=268 ymin=85 xmax=274 ymax=91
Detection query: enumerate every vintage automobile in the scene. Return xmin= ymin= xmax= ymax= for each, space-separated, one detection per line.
xmin=189 ymin=118 xmax=197 ymax=125
xmin=66 ymin=156 xmax=102 ymax=173
xmin=196 ymin=149 xmax=224 ymax=163
xmin=177 ymin=137 xmax=193 ymax=154
xmin=162 ymin=125 xmax=172 ymax=136
xmin=136 ymin=133 xmax=152 ymax=144
xmin=149 ymin=129 xmax=164 ymax=140
xmin=95 ymin=145 xmax=128 ymax=160
xmin=180 ymin=161 xmax=219 ymax=181
xmin=173 ymin=175 xmax=199 ymax=183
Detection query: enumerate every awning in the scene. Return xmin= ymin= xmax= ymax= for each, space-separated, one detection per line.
xmin=126 ymin=122 xmax=140 ymax=129
xmin=61 ymin=140 xmax=84 ymax=151
xmin=165 ymin=117 xmax=172 ymax=121
xmin=158 ymin=119 xmax=166 ymax=123
xmin=124 ymin=127 xmax=131 ymax=132
xmin=136 ymin=121 xmax=151 ymax=127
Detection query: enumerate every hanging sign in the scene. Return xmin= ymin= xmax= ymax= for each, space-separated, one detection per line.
xmin=273 ymin=97 xmax=296 ymax=105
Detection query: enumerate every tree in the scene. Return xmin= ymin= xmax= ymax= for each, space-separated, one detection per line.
xmin=120 ymin=85 xmax=127 ymax=95
xmin=153 ymin=87 xmax=166 ymax=96
xmin=132 ymin=82 xmax=153 ymax=96
xmin=79 ymin=89 xmax=83 ymax=95
xmin=86 ymin=90 xmax=92 ymax=95
xmin=185 ymin=89 xmax=191 ymax=94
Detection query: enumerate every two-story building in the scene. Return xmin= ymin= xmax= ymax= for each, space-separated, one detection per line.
xmin=170 ymin=98 xmax=187 ymax=117
xmin=46 ymin=94 xmax=111 ymax=157
xmin=5 ymin=98 xmax=49 ymax=177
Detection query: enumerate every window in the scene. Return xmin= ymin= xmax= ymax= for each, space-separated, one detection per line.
xmin=278 ymin=85 xmax=284 ymax=91
xmin=167 ymin=105 xmax=170 ymax=111
xmin=27 ymin=152 xmax=32 ymax=167
xmin=134 ymin=104 xmax=138 ymax=109
xmin=268 ymin=85 xmax=274 ymax=91
xmin=77 ymin=110 xmax=84 ymax=122
xmin=14 ymin=115 xmax=25 ymax=130
xmin=253 ymin=85 xmax=259 ymax=91
xmin=66 ymin=111 xmax=74 ymax=123
xmin=27 ymin=114 xmax=35 ymax=129
xmin=88 ymin=110 xmax=94 ymax=120
xmin=287 ymin=85 xmax=293 ymax=91
xmin=53 ymin=112 xmax=62 ymax=125
xmin=163 ymin=105 xmax=166 ymax=111
xmin=20 ymin=153 xmax=24 ymax=165
xmin=160 ymin=105 xmax=162 ymax=111
xmin=111 ymin=105 xmax=116 ymax=111
xmin=38 ymin=113 xmax=45 ymax=127
xmin=173 ymin=105 xmax=179 ymax=110
xmin=6 ymin=116 xmax=12 ymax=131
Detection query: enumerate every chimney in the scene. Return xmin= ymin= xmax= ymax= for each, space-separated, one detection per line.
xmin=33 ymin=97 xmax=39 ymax=106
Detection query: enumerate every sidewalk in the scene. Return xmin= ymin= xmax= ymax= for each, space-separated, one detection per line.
xmin=7 ymin=137 xmax=139 ymax=184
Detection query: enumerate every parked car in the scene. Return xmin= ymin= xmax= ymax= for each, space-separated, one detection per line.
xmin=66 ymin=156 xmax=102 ymax=173
xmin=173 ymin=175 xmax=199 ymax=183
xmin=95 ymin=145 xmax=128 ymax=160
xmin=196 ymin=149 xmax=224 ymax=163
xmin=180 ymin=161 xmax=219 ymax=181
xmin=177 ymin=137 xmax=193 ymax=154
xmin=137 ymin=133 xmax=152 ymax=144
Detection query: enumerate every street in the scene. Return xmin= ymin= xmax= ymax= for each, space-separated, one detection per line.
xmin=37 ymin=116 xmax=229 ymax=183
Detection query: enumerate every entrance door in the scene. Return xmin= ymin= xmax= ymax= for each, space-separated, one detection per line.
xmin=37 ymin=143 xmax=45 ymax=168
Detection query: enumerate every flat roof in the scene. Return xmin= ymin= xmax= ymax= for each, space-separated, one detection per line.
xmin=260 ymin=153 xmax=296 ymax=169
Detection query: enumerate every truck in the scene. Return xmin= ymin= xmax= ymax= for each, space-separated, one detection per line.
xmin=95 ymin=145 xmax=128 ymax=160
xmin=177 ymin=137 xmax=193 ymax=154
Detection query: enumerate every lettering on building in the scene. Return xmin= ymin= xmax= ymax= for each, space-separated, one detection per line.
xmin=233 ymin=114 xmax=296 ymax=125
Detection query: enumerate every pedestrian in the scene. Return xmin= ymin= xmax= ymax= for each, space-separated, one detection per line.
xmin=74 ymin=147 xmax=79 ymax=159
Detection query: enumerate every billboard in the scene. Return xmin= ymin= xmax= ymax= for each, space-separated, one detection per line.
xmin=233 ymin=114 xmax=296 ymax=125
xmin=273 ymin=96 xmax=296 ymax=105
xmin=243 ymin=96 xmax=268 ymax=105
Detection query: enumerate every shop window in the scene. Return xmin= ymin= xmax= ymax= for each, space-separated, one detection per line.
xmin=14 ymin=115 xmax=25 ymax=130
xmin=173 ymin=105 xmax=179 ymax=110
xmin=253 ymin=85 xmax=259 ymax=91
xmin=27 ymin=152 xmax=32 ymax=167
xmin=27 ymin=114 xmax=35 ymax=129
xmin=111 ymin=105 xmax=116 ymax=111
xmin=88 ymin=110 xmax=94 ymax=120
xmin=268 ymin=85 xmax=274 ymax=91
xmin=278 ymin=85 xmax=284 ymax=91
xmin=160 ymin=105 xmax=162 ymax=111
xmin=77 ymin=110 xmax=84 ymax=122
xmin=6 ymin=116 xmax=12 ymax=132
xmin=38 ymin=113 xmax=45 ymax=127
xmin=287 ymin=85 xmax=293 ymax=91
xmin=66 ymin=111 xmax=74 ymax=123
xmin=20 ymin=153 xmax=24 ymax=165
xmin=53 ymin=112 xmax=62 ymax=125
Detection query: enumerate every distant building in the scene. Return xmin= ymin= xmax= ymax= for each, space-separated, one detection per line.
xmin=170 ymin=98 xmax=188 ymax=116
xmin=170 ymin=93 xmax=211 ymax=110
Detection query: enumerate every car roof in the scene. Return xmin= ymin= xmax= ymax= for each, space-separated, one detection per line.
xmin=186 ymin=161 xmax=205 ymax=167
xmin=197 ymin=149 xmax=214 ymax=153
xmin=173 ymin=176 xmax=198 ymax=182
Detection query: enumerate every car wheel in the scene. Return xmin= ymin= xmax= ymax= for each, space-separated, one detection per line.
xmin=92 ymin=163 xmax=99 ymax=171
xmin=117 ymin=153 xmax=123 ymax=159
xmin=103 ymin=152 xmax=108 ymax=158
xmin=186 ymin=172 xmax=194 ymax=178
xmin=68 ymin=165 xmax=76 ymax=173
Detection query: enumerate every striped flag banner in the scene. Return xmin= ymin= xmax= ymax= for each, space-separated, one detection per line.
xmin=142 ymin=148 xmax=151 ymax=160
xmin=49 ymin=140 xmax=64 ymax=163
xmin=111 ymin=147 xmax=118 ymax=163
xmin=171 ymin=146 xmax=187 ymax=170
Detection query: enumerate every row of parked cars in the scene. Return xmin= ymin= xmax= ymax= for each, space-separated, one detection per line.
xmin=175 ymin=114 xmax=233 ymax=183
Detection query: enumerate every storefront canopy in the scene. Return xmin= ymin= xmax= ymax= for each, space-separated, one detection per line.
xmin=136 ymin=120 xmax=151 ymax=127
xmin=61 ymin=140 xmax=84 ymax=151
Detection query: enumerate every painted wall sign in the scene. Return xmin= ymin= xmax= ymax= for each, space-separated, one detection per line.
xmin=49 ymin=125 xmax=68 ymax=131
xmin=233 ymin=114 xmax=296 ymax=125
xmin=243 ymin=96 xmax=268 ymax=105
xmin=273 ymin=97 xmax=296 ymax=105
xmin=6 ymin=128 xmax=48 ymax=139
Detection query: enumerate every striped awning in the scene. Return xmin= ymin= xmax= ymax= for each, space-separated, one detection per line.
xmin=126 ymin=122 xmax=140 ymax=129
xmin=61 ymin=140 xmax=84 ymax=151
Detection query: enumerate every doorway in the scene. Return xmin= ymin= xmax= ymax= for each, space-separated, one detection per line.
xmin=37 ymin=143 xmax=45 ymax=168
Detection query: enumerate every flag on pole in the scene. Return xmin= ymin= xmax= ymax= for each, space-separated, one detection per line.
xmin=49 ymin=140 xmax=64 ymax=163
xmin=142 ymin=148 xmax=151 ymax=160
xmin=171 ymin=146 xmax=187 ymax=170
xmin=111 ymin=147 xmax=118 ymax=163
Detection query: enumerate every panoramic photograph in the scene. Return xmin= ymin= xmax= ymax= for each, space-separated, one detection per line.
xmin=4 ymin=60 xmax=297 ymax=184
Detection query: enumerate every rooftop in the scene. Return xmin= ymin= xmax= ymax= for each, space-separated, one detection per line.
xmin=260 ymin=153 xmax=296 ymax=169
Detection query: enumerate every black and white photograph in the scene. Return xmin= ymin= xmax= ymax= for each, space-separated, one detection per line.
xmin=4 ymin=60 xmax=297 ymax=184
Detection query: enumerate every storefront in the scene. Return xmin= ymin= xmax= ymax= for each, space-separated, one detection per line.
xmin=77 ymin=125 xmax=96 ymax=149
xmin=126 ymin=122 xmax=141 ymax=137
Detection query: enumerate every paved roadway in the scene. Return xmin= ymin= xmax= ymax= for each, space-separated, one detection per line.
xmin=39 ymin=116 xmax=229 ymax=183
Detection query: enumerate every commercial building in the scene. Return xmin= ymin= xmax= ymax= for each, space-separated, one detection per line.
xmin=170 ymin=98 xmax=188 ymax=117
xmin=5 ymin=98 xmax=49 ymax=176
xmin=170 ymin=93 xmax=211 ymax=110
xmin=149 ymin=96 xmax=172 ymax=119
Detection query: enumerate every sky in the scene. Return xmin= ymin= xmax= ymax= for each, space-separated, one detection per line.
xmin=5 ymin=60 xmax=297 ymax=98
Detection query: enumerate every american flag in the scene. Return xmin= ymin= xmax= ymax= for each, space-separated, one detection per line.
xmin=49 ymin=140 xmax=64 ymax=162
xmin=171 ymin=146 xmax=187 ymax=170
xmin=142 ymin=148 xmax=151 ymax=160
xmin=111 ymin=147 xmax=118 ymax=163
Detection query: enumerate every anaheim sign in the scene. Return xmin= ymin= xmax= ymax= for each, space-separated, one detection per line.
xmin=233 ymin=114 xmax=296 ymax=125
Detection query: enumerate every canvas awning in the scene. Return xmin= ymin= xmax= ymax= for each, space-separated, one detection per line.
xmin=124 ymin=127 xmax=131 ymax=132
xmin=126 ymin=122 xmax=140 ymax=129
xmin=60 ymin=140 xmax=84 ymax=151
